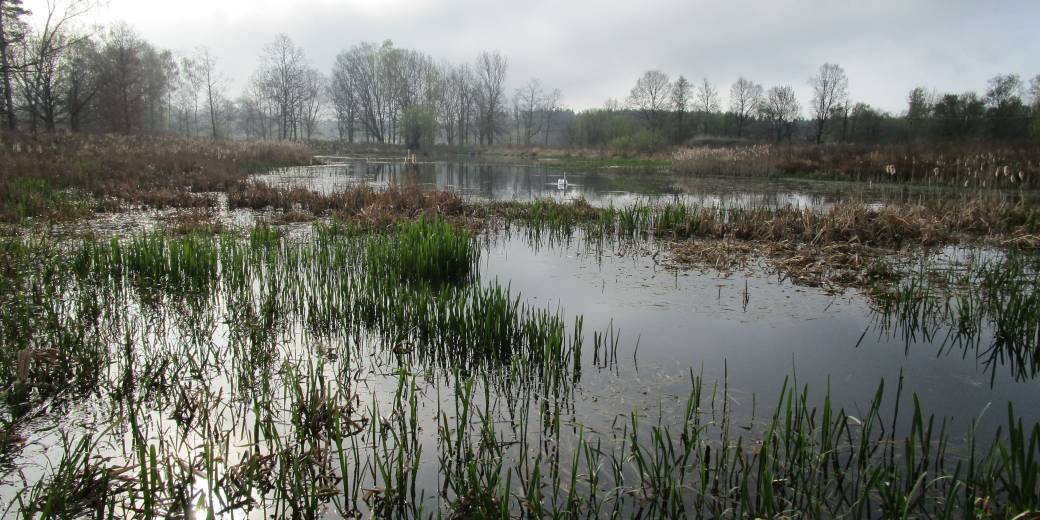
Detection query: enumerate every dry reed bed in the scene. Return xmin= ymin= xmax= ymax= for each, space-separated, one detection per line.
xmin=647 ymin=199 xmax=1038 ymax=291
xmin=0 ymin=134 xmax=313 ymax=221
xmin=673 ymin=143 xmax=1040 ymax=189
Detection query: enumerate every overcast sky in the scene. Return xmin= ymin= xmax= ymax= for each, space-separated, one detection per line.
xmin=24 ymin=0 xmax=1040 ymax=114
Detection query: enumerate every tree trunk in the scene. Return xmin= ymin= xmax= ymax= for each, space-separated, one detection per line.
xmin=0 ymin=3 xmax=17 ymax=131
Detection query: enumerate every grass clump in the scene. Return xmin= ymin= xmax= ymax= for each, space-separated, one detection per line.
xmin=365 ymin=217 xmax=478 ymax=285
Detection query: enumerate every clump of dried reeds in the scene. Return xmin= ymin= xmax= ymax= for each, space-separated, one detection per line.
xmin=0 ymin=133 xmax=313 ymax=221
xmin=673 ymin=142 xmax=1040 ymax=189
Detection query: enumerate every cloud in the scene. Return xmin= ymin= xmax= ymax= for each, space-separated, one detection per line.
xmin=23 ymin=0 xmax=1040 ymax=113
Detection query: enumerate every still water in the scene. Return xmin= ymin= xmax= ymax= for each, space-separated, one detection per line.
xmin=257 ymin=159 xmax=966 ymax=209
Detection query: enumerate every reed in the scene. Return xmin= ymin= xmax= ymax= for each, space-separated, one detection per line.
xmin=365 ymin=216 xmax=478 ymax=285
xmin=673 ymin=142 xmax=1040 ymax=190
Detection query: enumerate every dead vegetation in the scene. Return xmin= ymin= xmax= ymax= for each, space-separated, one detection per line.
xmin=0 ymin=134 xmax=313 ymax=221
xmin=673 ymin=142 xmax=1040 ymax=189
xmin=228 ymin=182 xmax=477 ymax=228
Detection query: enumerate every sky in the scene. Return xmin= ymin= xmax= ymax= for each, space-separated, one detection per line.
xmin=23 ymin=0 xmax=1040 ymax=114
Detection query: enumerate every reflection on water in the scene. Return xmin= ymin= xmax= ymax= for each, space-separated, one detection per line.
xmin=482 ymin=231 xmax=1038 ymax=435
xmin=256 ymin=160 xmax=955 ymax=209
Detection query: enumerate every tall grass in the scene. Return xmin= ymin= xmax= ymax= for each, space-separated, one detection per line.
xmin=366 ymin=217 xmax=478 ymax=285
xmin=673 ymin=142 xmax=1040 ymax=189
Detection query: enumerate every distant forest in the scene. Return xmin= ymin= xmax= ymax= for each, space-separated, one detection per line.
xmin=1 ymin=1 xmax=1038 ymax=150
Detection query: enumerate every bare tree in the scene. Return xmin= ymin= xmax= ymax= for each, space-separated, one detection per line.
xmin=13 ymin=0 xmax=97 ymax=131
xmin=332 ymin=41 xmax=391 ymax=143
xmin=299 ymin=67 xmax=325 ymax=140
xmin=178 ymin=55 xmax=203 ymax=135
xmin=435 ymin=62 xmax=468 ymax=145
xmin=809 ymin=62 xmax=848 ymax=144
xmin=515 ymin=78 xmax=543 ymax=145
xmin=760 ymin=85 xmax=800 ymax=142
xmin=695 ymin=78 xmax=720 ymax=134
xmin=60 ymin=35 xmax=98 ymax=131
xmin=194 ymin=47 xmax=226 ymax=139
xmin=238 ymin=71 xmax=275 ymax=139
xmin=93 ymin=23 xmax=172 ymax=134
xmin=258 ymin=34 xmax=308 ymax=140
xmin=626 ymin=70 xmax=670 ymax=143
xmin=474 ymin=50 xmax=507 ymax=145
xmin=542 ymin=87 xmax=561 ymax=146
xmin=729 ymin=77 xmax=762 ymax=138
xmin=329 ymin=57 xmax=357 ymax=142
xmin=670 ymin=75 xmax=691 ymax=143
xmin=0 ymin=0 xmax=29 ymax=130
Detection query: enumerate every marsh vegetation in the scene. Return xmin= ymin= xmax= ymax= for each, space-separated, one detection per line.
xmin=1 ymin=139 xmax=1039 ymax=518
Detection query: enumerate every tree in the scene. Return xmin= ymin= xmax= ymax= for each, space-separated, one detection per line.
xmin=809 ymin=63 xmax=848 ymax=144
xmin=61 ymin=36 xmax=99 ymax=131
xmin=760 ymin=85 xmax=800 ymax=141
xmin=474 ymin=50 xmax=507 ymax=145
xmin=514 ymin=78 xmax=543 ymax=145
xmin=543 ymin=87 xmax=561 ymax=146
xmin=13 ymin=0 xmax=97 ymax=132
xmin=93 ymin=23 xmax=172 ymax=134
xmin=437 ymin=63 xmax=473 ymax=145
xmin=299 ymin=67 xmax=325 ymax=140
xmin=906 ymin=86 xmax=931 ymax=138
xmin=331 ymin=41 xmax=393 ymax=143
xmin=401 ymin=104 xmax=436 ymax=149
xmin=670 ymin=75 xmax=691 ymax=144
xmin=626 ymin=70 xmax=670 ymax=145
xmin=729 ymin=77 xmax=763 ymax=138
xmin=932 ymin=92 xmax=985 ymax=139
xmin=695 ymin=78 xmax=720 ymax=134
xmin=258 ymin=34 xmax=308 ymax=140
xmin=1 ymin=0 xmax=29 ymax=130
xmin=1029 ymin=74 xmax=1040 ymax=109
xmin=178 ymin=55 xmax=203 ymax=135
xmin=984 ymin=73 xmax=1027 ymax=140
xmin=329 ymin=56 xmax=357 ymax=142
xmin=848 ymin=103 xmax=883 ymax=143
xmin=195 ymin=47 xmax=226 ymax=139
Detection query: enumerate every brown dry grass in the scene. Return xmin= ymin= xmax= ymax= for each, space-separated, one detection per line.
xmin=228 ymin=182 xmax=478 ymax=229
xmin=0 ymin=133 xmax=313 ymax=221
xmin=668 ymin=239 xmax=896 ymax=292
xmin=673 ymin=142 xmax=1040 ymax=189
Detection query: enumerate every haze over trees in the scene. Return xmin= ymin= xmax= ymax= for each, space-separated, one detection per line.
xmin=0 ymin=4 xmax=1037 ymax=150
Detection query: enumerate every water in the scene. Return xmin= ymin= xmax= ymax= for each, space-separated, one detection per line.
xmin=483 ymin=232 xmax=1036 ymax=436
xmin=3 ymin=162 xmax=1038 ymax=517
xmin=256 ymin=160 xmax=967 ymax=209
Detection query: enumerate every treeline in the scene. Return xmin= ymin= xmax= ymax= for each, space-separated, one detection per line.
xmin=1 ymin=2 xmax=1038 ymax=150
xmin=569 ymin=67 xmax=1040 ymax=152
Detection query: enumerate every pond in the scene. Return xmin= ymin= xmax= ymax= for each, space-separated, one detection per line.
xmin=2 ymin=161 xmax=1037 ymax=518
xmin=258 ymin=159 xmax=988 ymax=209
